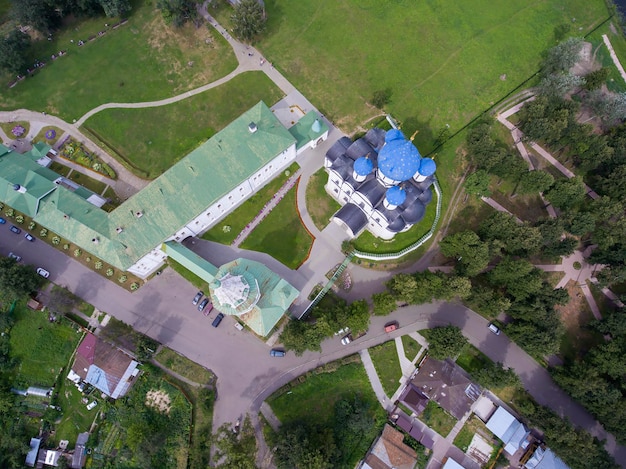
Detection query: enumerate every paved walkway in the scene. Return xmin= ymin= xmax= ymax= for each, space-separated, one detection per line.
xmin=603 ymin=34 xmax=626 ymax=84
xmin=480 ymin=196 xmax=523 ymax=223
xmin=359 ymin=349 xmax=389 ymax=408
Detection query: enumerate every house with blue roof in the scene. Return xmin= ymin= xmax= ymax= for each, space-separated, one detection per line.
xmin=324 ymin=126 xmax=436 ymax=240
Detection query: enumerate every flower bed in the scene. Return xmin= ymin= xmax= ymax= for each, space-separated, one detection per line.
xmin=60 ymin=140 xmax=116 ymax=179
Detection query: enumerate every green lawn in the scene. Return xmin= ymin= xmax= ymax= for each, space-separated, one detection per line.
xmin=51 ymin=378 xmax=99 ymax=448
xmin=241 ymin=186 xmax=314 ymax=269
xmin=9 ymin=303 xmax=82 ymax=387
xmin=421 ymin=400 xmax=457 ymax=437
xmin=369 ymin=340 xmax=403 ymax=396
xmin=455 ymin=345 xmax=491 ymax=375
xmin=269 ymin=361 xmax=381 ymax=426
xmin=167 ymin=258 xmax=210 ymax=292
xmin=0 ymin=1 xmax=237 ymax=121
xmin=83 ymin=71 xmax=284 ymax=178
xmin=401 ymin=335 xmax=422 ymax=362
xmin=0 ymin=121 xmax=29 ymax=139
xmin=49 ymin=161 xmax=72 ymax=177
xmin=202 ymin=163 xmax=299 ymax=244
xmin=155 ymin=347 xmax=215 ymax=386
xmin=67 ymin=170 xmax=108 ymax=195
xmin=305 ymin=168 xmax=341 ymax=231
xmin=260 ymin=0 xmax=608 ymax=136
xmin=33 ymin=125 xmax=63 ymax=146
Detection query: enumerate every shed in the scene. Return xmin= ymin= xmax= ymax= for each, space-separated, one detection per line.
xmin=25 ymin=438 xmax=41 ymax=467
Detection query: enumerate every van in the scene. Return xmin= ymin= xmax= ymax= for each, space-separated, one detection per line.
xmin=488 ymin=323 xmax=501 ymax=335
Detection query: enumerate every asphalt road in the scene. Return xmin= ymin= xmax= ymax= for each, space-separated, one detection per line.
xmin=2 ymin=225 xmax=625 ymax=466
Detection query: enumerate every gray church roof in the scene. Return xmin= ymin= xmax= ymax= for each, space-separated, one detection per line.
xmin=363 ymin=127 xmax=387 ymax=151
xmin=359 ymin=178 xmax=387 ymax=206
xmin=346 ymin=138 xmax=376 ymax=161
xmin=326 ymin=136 xmax=352 ymax=164
xmin=334 ymin=203 xmax=368 ymax=236
xmin=400 ymin=199 xmax=426 ymax=223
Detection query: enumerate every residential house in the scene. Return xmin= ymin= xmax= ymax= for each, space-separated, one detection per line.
xmin=360 ymin=424 xmax=418 ymax=469
xmin=485 ymin=406 xmax=531 ymax=456
xmin=524 ymin=447 xmax=570 ymax=469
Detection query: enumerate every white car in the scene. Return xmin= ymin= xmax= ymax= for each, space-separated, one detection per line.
xmin=36 ymin=268 xmax=50 ymax=278
xmin=341 ymin=334 xmax=352 ymax=345
xmin=86 ymin=401 xmax=97 ymax=411
xmin=488 ymin=323 xmax=501 ymax=335
xmin=8 ymin=252 xmax=21 ymax=262
xmin=334 ymin=327 xmax=350 ymax=336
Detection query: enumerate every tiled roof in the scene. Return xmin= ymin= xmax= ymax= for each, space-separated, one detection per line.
xmin=363 ymin=424 xmax=417 ymax=469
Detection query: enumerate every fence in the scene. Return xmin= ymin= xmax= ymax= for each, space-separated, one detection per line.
xmin=352 ymin=177 xmax=442 ymax=261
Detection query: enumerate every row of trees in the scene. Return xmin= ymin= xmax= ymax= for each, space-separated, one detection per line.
xmin=280 ymin=298 xmax=370 ymax=355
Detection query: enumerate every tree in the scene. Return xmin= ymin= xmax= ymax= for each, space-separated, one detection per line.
xmin=538 ymin=72 xmax=584 ymax=98
xmin=439 ymin=230 xmax=491 ymax=277
xmin=213 ymin=417 xmax=257 ymax=468
xmin=490 ymin=153 xmax=528 ymax=181
xmin=584 ymin=67 xmax=610 ymax=91
xmin=386 ymin=273 xmax=418 ymax=303
xmin=598 ymin=164 xmax=626 ymax=201
xmin=466 ymin=285 xmax=511 ymax=319
xmin=425 ymin=326 xmax=468 ymax=359
xmin=372 ymin=292 xmax=396 ymax=316
xmin=541 ymin=37 xmax=583 ymax=76
xmin=464 ymin=170 xmax=491 ymax=197
xmin=544 ymin=176 xmax=586 ymax=209
xmin=340 ymin=300 xmax=370 ymax=334
xmin=0 ymin=257 xmax=43 ymax=305
xmin=439 ymin=275 xmax=472 ymax=300
xmin=489 ymin=258 xmax=543 ymax=301
xmin=517 ymin=170 xmax=554 ymax=195
xmin=99 ymin=0 xmax=131 ymax=17
xmin=47 ymin=287 xmax=77 ymax=314
xmin=274 ymin=421 xmax=335 ymax=469
xmin=231 ymin=0 xmax=266 ymax=43
xmin=370 ymin=88 xmax=392 ymax=109
xmin=0 ymin=30 xmax=30 ymax=75
xmin=157 ymin=0 xmax=199 ymax=27
xmin=279 ymin=316 xmax=332 ymax=355
xmin=473 ymin=362 xmax=520 ymax=389
xmin=587 ymin=90 xmax=626 ymax=125
xmin=479 ymin=212 xmax=542 ymax=256
xmin=563 ymin=210 xmax=595 ymax=236
xmin=10 ymin=0 xmax=57 ymax=33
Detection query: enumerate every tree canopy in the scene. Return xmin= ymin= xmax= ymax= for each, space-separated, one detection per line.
xmin=424 ymin=326 xmax=467 ymax=360
xmin=231 ymin=0 xmax=266 ymax=43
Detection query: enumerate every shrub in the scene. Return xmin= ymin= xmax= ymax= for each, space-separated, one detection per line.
xmin=0 ymin=203 xmax=3 ymax=210
xmin=222 ymin=225 xmax=231 ymax=233
xmin=5 ymin=208 xmax=14 ymax=217
xmin=106 ymin=269 xmax=114 ymax=277
xmin=573 ymin=261 xmax=582 ymax=270
xmin=85 ymin=257 xmax=91 ymax=263
xmin=15 ymin=215 xmax=24 ymax=224
xmin=118 ymin=275 xmax=127 ymax=284
xmin=63 ymin=243 xmax=70 ymax=250
xmin=74 ymin=249 xmax=82 ymax=257
xmin=28 ymin=221 xmax=36 ymax=230
xmin=94 ymin=261 xmax=103 ymax=270
xmin=52 ymin=236 xmax=61 ymax=245
xmin=40 ymin=228 xmax=48 ymax=237
xmin=130 ymin=282 xmax=139 ymax=291
xmin=101 ymin=163 xmax=116 ymax=179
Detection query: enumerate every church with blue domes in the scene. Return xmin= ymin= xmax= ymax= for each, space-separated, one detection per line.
xmin=324 ymin=127 xmax=436 ymax=240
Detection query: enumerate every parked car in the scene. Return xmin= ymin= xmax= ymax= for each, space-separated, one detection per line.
xmin=270 ymin=348 xmax=286 ymax=357
xmin=0 ymin=217 xmax=5 ymax=224
xmin=24 ymin=233 xmax=34 ymax=242
xmin=334 ymin=327 xmax=350 ymax=336
xmin=488 ymin=323 xmax=501 ymax=335
xmin=203 ymin=302 xmax=214 ymax=317
xmin=212 ymin=313 xmax=224 ymax=328
xmin=9 ymin=225 xmax=21 ymax=234
xmin=234 ymin=322 xmax=244 ymax=331
xmin=384 ymin=321 xmax=399 ymax=333
xmin=36 ymin=268 xmax=50 ymax=278
xmin=341 ymin=334 xmax=352 ymax=345
xmin=192 ymin=291 xmax=204 ymax=305
xmin=86 ymin=401 xmax=97 ymax=411
xmin=8 ymin=252 xmax=21 ymax=262
xmin=198 ymin=298 xmax=209 ymax=312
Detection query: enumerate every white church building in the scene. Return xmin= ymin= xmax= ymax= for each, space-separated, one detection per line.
xmin=324 ymin=127 xmax=436 ymax=240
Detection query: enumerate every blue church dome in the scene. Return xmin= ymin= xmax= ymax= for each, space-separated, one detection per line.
xmin=418 ymin=158 xmax=436 ymax=177
xmin=385 ymin=128 xmax=405 ymax=143
xmin=378 ymin=135 xmax=422 ymax=182
xmin=354 ymin=156 xmax=374 ymax=176
xmin=385 ymin=186 xmax=407 ymax=206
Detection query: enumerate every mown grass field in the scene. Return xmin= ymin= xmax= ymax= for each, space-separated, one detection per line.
xmin=241 ymin=186 xmax=313 ymax=269
xmin=0 ymin=0 xmax=237 ymax=121
xmin=9 ymin=303 xmax=82 ymax=387
xmin=261 ymin=0 xmax=609 ymax=136
xmin=84 ymin=72 xmax=284 ymax=178
xmin=369 ymin=340 xmax=402 ymax=396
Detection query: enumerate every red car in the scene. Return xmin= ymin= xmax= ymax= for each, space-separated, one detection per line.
xmin=384 ymin=321 xmax=399 ymax=333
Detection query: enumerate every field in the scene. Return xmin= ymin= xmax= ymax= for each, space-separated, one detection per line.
xmin=241 ymin=186 xmax=314 ymax=269
xmin=83 ymin=71 xmax=284 ymax=178
xmin=401 ymin=334 xmax=423 ymax=362
xmin=306 ymin=168 xmax=341 ymax=230
xmin=202 ymin=162 xmax=299 ymax=244
xmin=260 ymin=0 xmax=608 ymax=136
xmin=369 ymin=340 xmax=403 ymax=396
xmin=0 ymin=0 xmax=237 ymax=121
xmin=9 ymin=303 xmax=82 ymax=387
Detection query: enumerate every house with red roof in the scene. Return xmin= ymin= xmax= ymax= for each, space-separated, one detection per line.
xmin=68 ymin=333 xmax=139 ymax=399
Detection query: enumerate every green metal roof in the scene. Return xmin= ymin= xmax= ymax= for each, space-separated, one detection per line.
xmin=209 ymin=258 xmax=299 ymax=336
xmin=288 ymin=111 xmax=328 ymax=150
xmin=162 ymin=241 xmax=218 ymax=281
xmin=105 ymin=101 xmax=296 ymax=267
xmin=0 ymin=152 xmax=59 ymax=217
